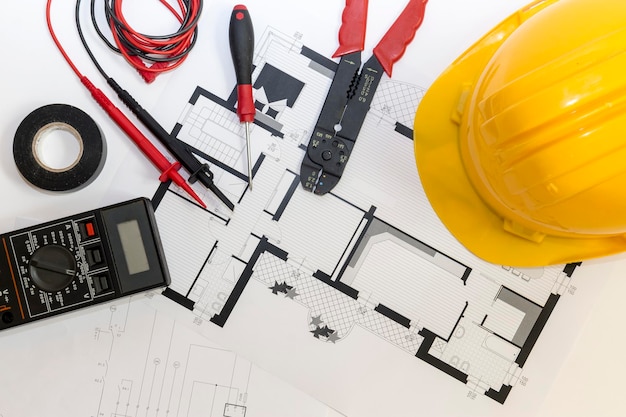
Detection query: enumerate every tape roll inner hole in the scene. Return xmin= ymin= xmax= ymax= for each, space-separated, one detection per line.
xmin=32 ymin=122 xmax=84 ymax=173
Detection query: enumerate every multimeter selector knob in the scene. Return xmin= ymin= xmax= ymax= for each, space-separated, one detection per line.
xmin=29 ymin=245 xmax=77 ymax=293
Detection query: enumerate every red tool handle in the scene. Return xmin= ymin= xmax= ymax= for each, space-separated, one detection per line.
xmin=373 ymin=0 xmax=428 ymax=76
xmin=333 ymin=0 xmax=368 ymax=58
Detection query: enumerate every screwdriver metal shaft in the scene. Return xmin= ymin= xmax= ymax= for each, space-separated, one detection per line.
xmin=244 ymin=120 xmax=252 ymax=189
xmin=229 ymin=4 xmax=256 ymax=190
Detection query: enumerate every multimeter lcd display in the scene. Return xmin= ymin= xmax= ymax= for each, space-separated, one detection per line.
xmin=116 ymin=220 xmax=150 ymax=275
xmin=100 ymin=199 xmax=170 ymax=294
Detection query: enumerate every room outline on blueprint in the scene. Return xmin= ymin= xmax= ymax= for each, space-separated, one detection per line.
xmin=150 ymin=24 xmax=581 ymax=408
xmin=90 ymin=297 xmax=253 ymax=417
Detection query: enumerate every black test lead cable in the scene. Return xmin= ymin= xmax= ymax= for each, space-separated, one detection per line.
xmin=91 ymin=0 xmax=202 ymax=82
xmin=75 ymin=0 xmax=235 ymax=211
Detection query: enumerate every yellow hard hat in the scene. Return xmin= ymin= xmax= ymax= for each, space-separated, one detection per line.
xmin=414 ymin=0 xmax=626 ymax=266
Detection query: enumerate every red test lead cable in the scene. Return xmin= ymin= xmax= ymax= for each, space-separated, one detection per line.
xmin=45 ymin=0 xmax=206 ymax=208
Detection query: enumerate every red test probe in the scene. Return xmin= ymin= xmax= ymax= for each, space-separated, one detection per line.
xmin=45 ymin=0 xmax=206 ymax=208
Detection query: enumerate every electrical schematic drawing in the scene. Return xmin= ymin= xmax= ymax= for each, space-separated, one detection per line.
xmin=90 ymin=297 xmax=254 ymax=417
xmin=152 ymin=26 xmax=582 ymax=405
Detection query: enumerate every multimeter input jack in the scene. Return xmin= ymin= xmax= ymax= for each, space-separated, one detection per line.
xmin=2 ymin=311 xmax=14 ymax=324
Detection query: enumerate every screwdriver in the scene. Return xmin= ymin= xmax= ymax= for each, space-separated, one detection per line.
xmin=229 ymin=4 xmax=256 ymax=190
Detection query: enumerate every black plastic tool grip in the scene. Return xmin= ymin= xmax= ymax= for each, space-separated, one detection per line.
xmin=229 ymin=5 xmax=254 ymax=86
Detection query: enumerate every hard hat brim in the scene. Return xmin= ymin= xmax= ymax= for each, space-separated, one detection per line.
xmin=413 ymin=0 xmax=626 ymax=267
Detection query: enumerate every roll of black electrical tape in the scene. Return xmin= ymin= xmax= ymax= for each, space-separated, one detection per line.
xmin=13 ymin=104 xmax=106 ymax=192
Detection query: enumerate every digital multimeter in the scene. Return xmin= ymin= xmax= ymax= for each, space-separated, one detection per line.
xmin=0 ymin=197 xmax=170 ymax=331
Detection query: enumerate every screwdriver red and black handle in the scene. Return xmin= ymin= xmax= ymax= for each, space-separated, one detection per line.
xmin=229 ymin=5 xmax=255 ymax=124
xmin=229 ymin=5 xmax=256 ymax=189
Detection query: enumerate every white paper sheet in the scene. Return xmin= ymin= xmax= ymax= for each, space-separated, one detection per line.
xmin=122 ymin=1 xmax=622 ymax=416
xmin=1 ymin=1 xmax=623 ymax=416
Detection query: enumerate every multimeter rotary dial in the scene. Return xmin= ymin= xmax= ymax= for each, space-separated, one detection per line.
xmin=29 ymin=245 xmax=77 ymax=292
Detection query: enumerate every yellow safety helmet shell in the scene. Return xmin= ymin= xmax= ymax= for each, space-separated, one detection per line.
xmin=414 ymin=0 xmax=626 ymax=266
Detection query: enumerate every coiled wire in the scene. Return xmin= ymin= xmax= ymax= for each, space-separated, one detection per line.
xmin=90 ymin=0 xmax=203 ymax=80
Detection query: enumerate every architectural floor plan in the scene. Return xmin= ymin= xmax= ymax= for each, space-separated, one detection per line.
xmin=148 ymin=24 xmax=584 ymax=415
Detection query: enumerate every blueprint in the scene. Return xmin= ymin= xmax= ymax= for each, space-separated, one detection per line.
xmin=0 ymin=291 xmax=336 ymax=417
xmin=129 ymin=1 xmax=617 ymax=415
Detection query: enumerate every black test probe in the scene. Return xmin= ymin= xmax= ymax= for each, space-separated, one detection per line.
xmin=76 ymin=0 xmax=235 ymax=211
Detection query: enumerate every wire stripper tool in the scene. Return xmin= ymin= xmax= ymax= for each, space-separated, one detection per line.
xmin=300 ymin=0 xmax=427 ymax=194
